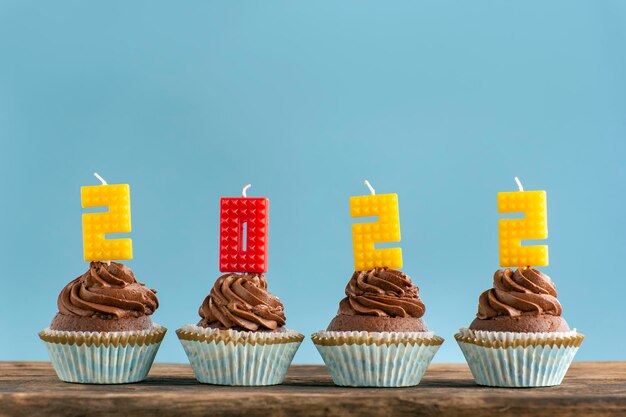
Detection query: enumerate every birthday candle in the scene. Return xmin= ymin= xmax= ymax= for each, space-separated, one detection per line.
xmin=350 ymin=180 xmax=402 ymax=271
xmin=219 ymin=184 xmax=269 ymax=273
xmin=81 ymin=173 xmax=132 ymax=262
xmin=498 ymin=177 xmax=548 ymax=267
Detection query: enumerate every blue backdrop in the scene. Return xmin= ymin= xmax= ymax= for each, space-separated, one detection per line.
xmin=1 ymin=1 xmax=624 ymax=365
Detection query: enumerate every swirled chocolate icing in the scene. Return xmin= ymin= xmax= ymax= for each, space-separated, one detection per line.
xmin=57 ymin=262 xmax=159 ymax=319
xmin=338 ymin=268 xmax=426 ymax=318
xmin=477 ymin=267 xmax=562 ymax=320
xmin=198 ymin=273 xmax=286 ymax=331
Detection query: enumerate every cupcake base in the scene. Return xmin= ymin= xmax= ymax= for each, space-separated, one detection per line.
xmin=39 ymin=325 xmax=167 ymax=384
xmin=312 ymin=330 xmax=444 ymax=387
xmin=176 ymin=325 xmax=304 ymax=386
xmin=456 ymin=328 xmax=584 ymax=387
xmin=327 ymin=314 xmax=427 ymax=332
xmin=50 ymin=313 xmax=155 ymax=332
xmin=469 ymin=316 xmax=570 ymax=333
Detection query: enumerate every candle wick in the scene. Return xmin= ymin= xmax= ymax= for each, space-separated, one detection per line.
xmin=364 ymin=180 xmax=376 ymax=195
xmin=242 ymin=184 xmax=252 ymax=198
xmin=93 ymin=172 xmax=108 ymax=186
xmin=514 ymin=176 xmax=524 ymax=192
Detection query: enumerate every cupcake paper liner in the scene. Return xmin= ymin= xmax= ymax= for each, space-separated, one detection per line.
xmin=455 ymin=328 xmax=584 ymax=387
xmin=176 ymin=325 xmax=304 ymax=386
xmin=312 ymin=330 xmax=444 ymax=387
xmin=39 ymin=325 xmax=167 ymax=384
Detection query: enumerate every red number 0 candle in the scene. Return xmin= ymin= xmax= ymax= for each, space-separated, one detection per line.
xmin=219 ymin=184 xmax=269 ymax=273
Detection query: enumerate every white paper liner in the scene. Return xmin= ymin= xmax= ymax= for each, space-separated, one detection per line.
xmin=40 ymin=325 xmax=166 ymax=384
xmin=316 ymin=330 xmax=436 ymax=342
xmin=176 ymin=325 xmax=303 ymax=386
xmin=312 ymin=330 xmax=443 ymax=387
xmin=177 ymin=324 xmax=303 ymax=343
xmin=456 ymin=327 xmax=583 ymax=387
xmin=458 ymin=328 xmax=578 ymax=343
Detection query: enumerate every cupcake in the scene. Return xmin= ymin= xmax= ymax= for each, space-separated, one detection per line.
xmin=456 ymin=267 xmax=584 ymax=387
xmin=176 ymin=272 xmax=304 ymax=386
xmin=312 ymin=268 xmax=443 ymax=387
xmin=39 ymin=261 xmax=166 ymax=384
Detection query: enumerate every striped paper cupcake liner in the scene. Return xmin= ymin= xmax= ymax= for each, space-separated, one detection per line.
xmin=312 ymin=330 xmax=444 ymax=387
xmin=39 ymin=325 xmax=167 ymax=384
xmin=455 ymin=328 xmax=584 ymax=387
xmin=176 ymin=325 xmax=304 ymax=386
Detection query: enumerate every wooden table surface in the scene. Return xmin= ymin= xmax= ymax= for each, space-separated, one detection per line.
xmin=1 ymin=361 xmax=625 ymax=416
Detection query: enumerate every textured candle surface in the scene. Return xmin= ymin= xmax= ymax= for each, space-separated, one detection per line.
xmin=350 ymin=193 xmax=402 ymax=271
xmin=498 ymin=190 xmax=548 ymax=267
xmin=81 ymin=184 xmax=132 ymax=261
xmin=219 ymin=197 xmax=269 ymax=273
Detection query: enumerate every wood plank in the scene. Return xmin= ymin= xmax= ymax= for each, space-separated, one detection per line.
xmin=0 ymin=362 xmax=625 ymax=417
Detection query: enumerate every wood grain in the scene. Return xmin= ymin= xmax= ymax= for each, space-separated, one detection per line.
xmin=0 ymin=362 xmax=625 ymax=417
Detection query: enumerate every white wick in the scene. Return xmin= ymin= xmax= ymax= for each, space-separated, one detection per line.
xmin=94 ymin=172 xmax=108 ymax=185
xmin=514 ymin=176 xmax=524 ymax=192
xmin=242 ymin=184 xmax=252 ymax=198
xmin=364 ymin=180 xmax=376 ymax=195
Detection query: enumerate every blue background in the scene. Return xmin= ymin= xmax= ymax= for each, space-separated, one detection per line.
xmin=0 ymin=1 xmax=624 ymax=365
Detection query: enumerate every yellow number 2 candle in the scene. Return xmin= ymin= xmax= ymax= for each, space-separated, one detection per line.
xmin=350 ymin=180 xmax=402 ymax=271
xmin=81 ymin=173 xmax=132 ymax=262
xmin=498 ymin=177 xmax=548 ymax=267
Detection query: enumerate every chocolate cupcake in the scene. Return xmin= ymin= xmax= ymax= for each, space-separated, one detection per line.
xmin=456 ymin=267 xmax=584 ymax=387
xmin=197 ymin=273 xmax=286 ymax=332
xmin=313 ymin=267 xmax=443 ymax=387
xmin=327 ymin=268 xmax=427 ymax=332
xmin=39 ymin=262 xmax=166 ymax=384
xmin=470 ymin=267 xmax=569 ymax=333
xmin=50 ymin=262 xmax=159 ymax=332
xmin=177 ymin=272 xmax=303 ymax=386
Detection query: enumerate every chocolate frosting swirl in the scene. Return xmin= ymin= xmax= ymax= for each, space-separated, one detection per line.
xmin=477 ymin=267 xmax=562 ymax=320
xmin=199 ymin=273 xmax=286 ymax=331
xmin=337 ymin=268 xmax=426 ymax=318
xmin=57 ymin=262 xmax=159 ymax=319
